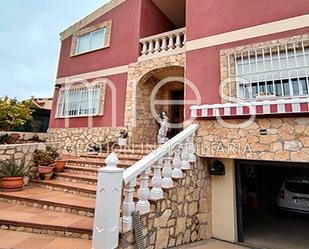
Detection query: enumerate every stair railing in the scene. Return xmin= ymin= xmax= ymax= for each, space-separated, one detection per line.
xmin=92 ymin=124 xmax=199 ymax=249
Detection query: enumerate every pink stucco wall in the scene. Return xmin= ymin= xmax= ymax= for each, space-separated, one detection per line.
xmin=184 ymin=0 xmax=309 ymax=118
xmin=50 ymin=0 xmax=176 ymax=129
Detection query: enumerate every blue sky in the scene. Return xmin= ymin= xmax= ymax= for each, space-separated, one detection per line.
xmin=0 ymin=0 xmax=110 ymax=100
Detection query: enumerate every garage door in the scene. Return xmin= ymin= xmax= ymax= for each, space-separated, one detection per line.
xmin=236 ymin=160 xmax=309 ymax=249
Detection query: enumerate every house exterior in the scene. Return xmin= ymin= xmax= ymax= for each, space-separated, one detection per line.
xmin=48 ymin=0 xmax=309 ymax=248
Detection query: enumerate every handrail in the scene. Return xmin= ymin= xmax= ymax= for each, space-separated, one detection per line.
xmin=123 ymin=124 xmax=199 ymax=184
xmin=139 ymin=27 xmax=186 ymax=43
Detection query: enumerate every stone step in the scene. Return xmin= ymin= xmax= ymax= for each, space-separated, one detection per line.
xmin=0 ymin=187 xmax=95 ymax=216
xmin=0 ymin=202 xmax=93 ymax=239
xmin=64 ymin=165 xmax=99 ymax=176
xmin=54 ymin=172 xmax=97 ymax=185
xmin=131 ymin=144 xmax=158 ymax=148
xmin=32 ymin=177 xmax=166 ymax=206
xmin=65 ymin=159 xmax=133 ymax=170
xmin=79 ymin=153 xmax=143 ymax=161
xmin=113 ymin=148 xmax=154 ymax=155
xmin=32 ymin=180 xmax=97 ymax=198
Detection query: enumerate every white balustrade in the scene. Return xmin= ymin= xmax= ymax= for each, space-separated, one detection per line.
xmin=92 ymin=124 xmax=199 ymax=247
xmin=121 ymin=178 xmax=136 ymax=232
xmin=172 ymin=145 xmax=183 ymax=178
xmin=139 ymin=28 xmax=186 ymax=60
xmin=188 ymin=134 xmax=197 ymax=163
xmin=181 ymin=138 xmax=191 ymax=170
xmin=136 ymin=168 xmax=151 ymax=214
xmin=162 ymin=154 xmax=173 ymax=188
xmin=150 ymin=159 xmax=163 ymax=200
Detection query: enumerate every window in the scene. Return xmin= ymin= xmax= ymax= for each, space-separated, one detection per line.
xmin=225 ymin=40 xmax=309 ymax=99
xmin=56 ymin=84 xmax=104 ymax=118
xmin=285 ymin=181 xmax=309 ymax=195
xmin=75 ymin=28 xmax=106 ymax=54
xmin=70 ymin=20 xmax=112 ymax=57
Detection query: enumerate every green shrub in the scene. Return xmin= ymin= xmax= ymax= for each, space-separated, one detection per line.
xmin=0 ymin=157 xmax=30 ymax=178
xmin=0 ymin=134 xmax=11 ymax=144
xmin=28 ymin=134 xmax=45 ymax=142
xmin=33 ymin=147 xmax=59 ymax=166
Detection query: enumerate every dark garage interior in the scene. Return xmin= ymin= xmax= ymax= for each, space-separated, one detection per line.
xmin=236 ymin=160 xmax=309 ymax=249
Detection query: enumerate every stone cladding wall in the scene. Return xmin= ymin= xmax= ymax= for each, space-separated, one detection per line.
xmin=120 ymin=158 xmax=211 ymax=249
xmin=195 ymin=117 xmax=309 ymax=162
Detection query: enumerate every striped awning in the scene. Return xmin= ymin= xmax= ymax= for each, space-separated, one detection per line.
xmin=190 ymin=97 xmax=309 ymax=118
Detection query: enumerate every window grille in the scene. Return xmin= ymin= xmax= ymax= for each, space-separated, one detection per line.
xmin=225 ymin=40 xmax=309 ymax=99
xmin=56 ymin=84 xmax=103 ymax=118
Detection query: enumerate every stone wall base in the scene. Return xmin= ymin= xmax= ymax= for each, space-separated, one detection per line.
xmin=119 ymin=158 xmax=211 ymax=249
xmin=47 ymin=127 xmax=124 ymax=154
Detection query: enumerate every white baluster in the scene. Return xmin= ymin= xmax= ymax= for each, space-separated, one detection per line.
xmin=188 ymin=134 xmax=197 ymax=163
xmin=122 ymin=178 xmax=136 ymax=232
xmin=175 ymin=33 xmax=181 ymax=49
xmin=148 ymin=40 xmax=154 ymax=54
xmin=182 ymin=33 xmax=186 ymax=46
xmin=150 ymin=159 xmax=163 ymax=199
xmin=161 ymin=36 xmax=168 ymax=51
xmin=154 ymin=39 xmax=160 ymax=53
xmin=167 ymin=35 xmax=175 ymax=51
xmin=141 ymin=41 xmax=148 ymax=56
xmin=181 ymin=139 xmax=190 ymax=170
xmin=162 ymin=155 xmax=173 ymax=188
xmin=136 ymin=168 xmax=151 ymax=214
xmin=172 ymin=144 xmax=183 ymax=178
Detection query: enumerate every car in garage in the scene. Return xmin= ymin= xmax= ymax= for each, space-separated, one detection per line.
xmin=277 ymin=177 xmax=309 ymax=214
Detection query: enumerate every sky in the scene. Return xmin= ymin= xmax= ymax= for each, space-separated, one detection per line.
xmin=0 ymin=0 xmax=111 ymax=100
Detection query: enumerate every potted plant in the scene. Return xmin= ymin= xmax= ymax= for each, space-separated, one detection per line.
xmin=0 ymin=157 xmax=30 ymax=192
xmin=117 ymin=129 xmax=128 ymax=146
xmin=54 ymin=158 xmax=66 ymax=173
xmin=87 ymin=144 xmax=101 ymax=155
xmin=100 ymin=138 xmax=117 ymax=152
xmin=33 ymin=146 xmax=59 ymax=180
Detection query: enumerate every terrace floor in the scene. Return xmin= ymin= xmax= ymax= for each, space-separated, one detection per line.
xmin=0 ymin=230 xmax=91 ymax=249
xmin=0 ymin=232 xmax=246 ymax=249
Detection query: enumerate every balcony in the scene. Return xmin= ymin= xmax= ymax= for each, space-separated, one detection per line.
xmin=138 ymin=28 xmax=186 ymax=61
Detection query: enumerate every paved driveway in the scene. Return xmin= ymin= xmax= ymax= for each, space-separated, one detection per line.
xmin=176 ymin=239 xmax=248 ymax=249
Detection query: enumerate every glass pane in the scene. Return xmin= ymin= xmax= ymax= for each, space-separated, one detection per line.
xmin=252 ymin=83 xmax=258 ymax=98
xmin=267 ymin=81 xmax=274 ymax=95
xmin=291 ymin=79 xmax=300 ymax=95
xmin=259 ymin=82 xmax=266 ymax=95
xmin=282 ymin=80 xmax=290 ymax=96
xmin=301 ymin=78 xmax=308 ymax=95
xmin=275 ymin=80 xmax=283 ymax=96
xmin=90 ymin=29 xmax=105 ymax=50
xmin=285 ymin=182 xmax=309 ymax=195
xmin=76 ymin=34 xmax=91 ymax=54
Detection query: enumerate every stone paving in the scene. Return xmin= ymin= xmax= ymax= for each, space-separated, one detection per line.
xmin=176 ymin=239 xmax=247 ymax=249
xmin=0 ymin=232 xmax=245 ymax=249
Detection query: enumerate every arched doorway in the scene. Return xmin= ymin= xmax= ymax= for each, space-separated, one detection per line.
xmin=132 ymin=66 xmax=185 ymax=143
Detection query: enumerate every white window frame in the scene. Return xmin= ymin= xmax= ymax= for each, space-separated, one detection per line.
xmin=224 ymin=39 xmax=309 ymax=101
xmin=75 ymin=28 xmax=106 ymax=55
xmin=56 ymin=83 xmax=105 ymax=118
xmin=70 ymin=20 xmax=112 ymax=57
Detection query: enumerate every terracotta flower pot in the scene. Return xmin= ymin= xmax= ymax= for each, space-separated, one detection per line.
xmin=54 ymin=160 xmax=66 ymax=173
xmin=38 ymin=164 xmax=55 ymax=174
xmin=1 ymin=177 xmax=24 ymax=192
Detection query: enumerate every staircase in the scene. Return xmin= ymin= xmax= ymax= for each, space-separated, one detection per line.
xmin=0 ymin=145 xmax=156 ymax=245
xmin=0 ymin=124 xmax=207 ymax=249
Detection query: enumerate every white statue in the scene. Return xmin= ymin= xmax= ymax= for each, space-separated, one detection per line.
xmin=157 ymin=111 xmax=169 ymax=144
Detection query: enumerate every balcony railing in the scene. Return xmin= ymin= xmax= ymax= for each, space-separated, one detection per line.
xmin=139 ymin=28 xmax=186 ymax=61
